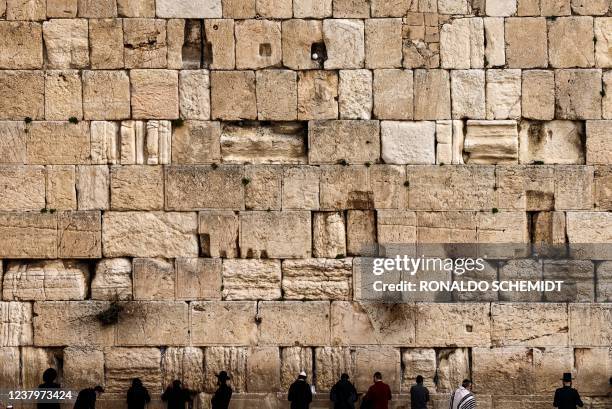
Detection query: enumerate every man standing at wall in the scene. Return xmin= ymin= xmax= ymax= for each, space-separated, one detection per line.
xmin=363 ymin=372 xmax=392 ymax=409
xmin=410 ymin=375 xmax=429 ymax=409
xmin=449 ymin=379 xmax=476 ymax=409
xmin=553 ymin=373 xmax=583 ymax=409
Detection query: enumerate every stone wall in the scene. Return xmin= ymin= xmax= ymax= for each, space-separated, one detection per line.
xmin=0 ymin=0 xmax=611 ymax=408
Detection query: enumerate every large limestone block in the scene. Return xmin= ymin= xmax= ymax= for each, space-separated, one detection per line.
xmin=297 ymin=70 xmax=339 ymax=120
xmin=0 ymin=301 xmax=32 ymax=346
xmin=318 ymin=165 xmax=372 ymax=210
xmin=505 ymin=17 xmax=547 ymax=68
xmin=0 ymin=347 xmax=21 ymax=388
xmin=282 ymin=259 xmax=352 ymax=300
xmin=0 ymin=121 xmax=27 ymax=164
xmin=281 ymin=347 xmax=314 ymax=390
xmin=595 ymin=165 xmax=612 ymax=210
xmin=373 ymin=69 xmax=413 ymax=120
xmin=282 ymin=166 xmax=320 ymax=210
xmin=401 ymin=349 xmax=436 ymax=391
xmin=204 ymin=19 xmax=235 ymax=69
xmin=132 ymin=258 xmax=175 ymax=301
xmin=240 ymin=211 xmax=311 ymax=258
xmin=543 ymin=260 xmax=595 ymax=302
xmin=574 ymin=348 xmax=611 ymax=395
xmin=586 ymin=121 xmax=612 ymax=164
xmin=123 ymin=18 xmax=167 ymax=69
xmin=176 ymin=258 xmax=222 ymax=301
xmin=555 ymin=69 xmax=602 ymax=120
xmin=89 ymin=18 xmax=124 ymax=69
xmin=463 ymin=120 xmax=518 ymax=164
xmin=281 ymin=19 xmax=322 ymax=70
xmin=567 ymin=212 xmax=612 ymax=247
xmin=102 ymin=211 xmax=199 ymax=258
xmin=381 ymin=121 xmax=435 ymax=164
xmin=338 ymin=69 xmax=372 ymax=119
xmin=491 ymin=303 xmax=568 ymax=347
xmin=33 ymin=301 xmax=114 ymax=346
xmin=472 ymin=347 xmax=535 ymax=394
xmin=486 ymin=0 xmax=516 ymax=15
xmin=82 ymin=70 xmax=131 ymax=120
xmin=63 ymin=347 xmax=104 ymax=390
xmin=172 ymin=121 xmax=220 ymax=164
xmin=246 ymin=347 xmax=281 ymax=392
xmin=57 ymin=211 xmax=102 ymax=258
xmin=21 ymin=347 xmax=62 ymax=389
xmin=0 ymin=165 xmax=45 ymax=211
xmin=569 ymin=303 xmax=612 ymax=346
xmin=165 ymin=165 xmax=243 ymax=210
xmin=90 ymin=121 xmax=120 ymax=165
xmin=365 ymin=18 xmax=402 ymax=69
xmin=3 ymin=260 xmax=88 ymax=301
xmin=235 ymin=20 xmax=281 ymax=69
xmin=323 ymin=19 xmax=364 ymax=69
xmin=5 ymin=0 xmax=45 ymax=19
xmin=494 ymin=166 xmax=554 ymax=211
xmin=477 ymin=211 xmax=529 ymax=247
xmin=521 ymin=70 xmax=555 ymax=120
xmin=244 ymin=165 xmax=282 ymax=211
xmin=156 ymin=0 xmax=221 ymax=17
xmin=130 ymin=69 xmax=179 ymax=119
xmin=0 ymin=21 xmax=42 ymax=69
xmin=204 ymin=347 xmax=248 ymax=392
xmin=554 ymin=166 xmax=594 ymax=210
xmin=77 ymin=0 xmax=116 ymax=17
xmin=376 ymin=210 xmax=417 ymax=250
xmin=355 ymin=347 xmax=400 ymax=393
xmin=369 ymin=165 xmax=407 ymax=210
xmin=117 ymin=301 xmax=188 ymax=346
xmin=486 ymin=69 xmax=521 ymax=119
xmin=597 ymin=262 xmax=612 ymax=302
xmin=26 ymin=121 xmax=90 ymax=164
xmin=294 ymin=0 xmax=331 ymax=17
xmin=106 ymin=347 xmax=161 ymax=393
xmin=45 ymin=70 xmax=82 ymax=121
xmin=76 ymin=165 xmax=109 ymax=210
xmin=436 ymin=348 xmax=470 ymax=393
xmin=191 ymin=301 xmax=257 ymax=346
xmin=416 ymin=303 xmax=491 ymax=347
xmin=548 ymin=17 xmax=594 ymax=68
xmin=222 ymin=259 xmax=281 ymax=300
xmin=309 ymin=120 xmax=379 ymax=165
xmin=440 ymin=18 xmax=484 ymax=69
xmin=211 ymin=71 xmax=257 ymax=120
xmin=92 ymin=258 xmax=132 ymax=300
xmin=256 ymin=0 xmax=291 ymax=17
xmin=162 ymin=347 xmax=205 ymax=392
xmin=407 ymin=166 xmax=495 ymax=210
xmin=258 ymin=301 xmax=330 ymax=346
xmin=595 ymin=18 xmax=612 ymax=68
xmin=314 ymin=347 xmax=354 ymax=392
xmin=110 ymin=165 xmax=163 ymax=211
xmin=117 ymin=0 xmax=154 ymax=16
xmin=0 ymin=212 xmax=57 ymax=258
xmin=451 ymin=70 xmax=486 ymax=119
xmin=199 ymin=210 xmax=240 ymax=258
xmin=43 ymin=19 xmax=89 ymax=69
xmin=484 ymin=17 xmax=505 ymax=67
xmin=414 ymin=70 xmax=451 ymax=120
xmin=257 ymin=70 xmax=297 ymax=121
xmin=331 ymin=302 xmax=416 ymax=345
xmin=416 ymin=211 xmax=477 ymax=244
xmin=0 ymin=70 xmax=44 ymax=120
xmin=532 ymin=347 xmax=574 ymax=394
xmin=541 ymin=0 xmax=571 ymax=16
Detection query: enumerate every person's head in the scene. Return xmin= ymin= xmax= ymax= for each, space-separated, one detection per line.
xmin=298 ymin=371 xmax=307 ymax=380
xmin=340 ymin=373 xmax=350 ymax=381
xmin=93 ymin=386 xmax=104 ymax=397
xmin=131 ymin=378 xmax=142 ymax=388
xmin=562 ymin=373 xmax=572 ymax=386
xmin=42 ymin=368 xmax=58 ymax=383
xmin=462 ymin=379 xmax=472 ymax=390
xmin=416 ymin=375 xmax=424 ymax=385
xmin=373 ymin=372 xmax=382 ymax=382
xmin=172 ymin=380 xmax=182 ymax=389
xmin=217 ymin=371 xmax=230 ymax=385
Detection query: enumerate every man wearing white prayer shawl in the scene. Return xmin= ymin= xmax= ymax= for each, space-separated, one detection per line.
xmin=449 ymin=379 xmax=476 ymax=409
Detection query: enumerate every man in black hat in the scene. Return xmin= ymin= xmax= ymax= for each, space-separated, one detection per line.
xmin=553 ymin=373 xmax=583 ymax=409
xmin=211 ymin=371 xmax=232 ymax=409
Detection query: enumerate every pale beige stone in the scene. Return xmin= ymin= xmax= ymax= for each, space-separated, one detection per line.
xmin=491 ymin=303 xmax=568 ymax=347
xmin=381 ymin=121 xmax=436 ymax=164
xmin=532 ymin=347 xmax=574 ymax=394
xmin=0 ymin=70 xmax=44 ymax=120
xmin=555 ymin=69 xmax=602 ymax=120
xmin=176 ymin=258 xmax=221 ymax=301
xmin=0 ymin=212 xmax=57 ymax=258
xmin=281 ymin=347 xmax=313 ymax=390
xmin=0 ymin=121 xmax=27 ymax=164
xmin=323 ymin=19 xmax=364 ymax=69
xmin=105 ymin=347 xmax=161 ymax=392
xmin=346 ymin=210 xmax=376 ymax=256
xmin=21 ymin=347 xmax=61 ymax=388
xmin=0 ymin=301 xmax=32 ymax=346
xmin=282 ymin=259 xmax=352 ymax=300
xmin=117 ymin=301 xmax=188 ymax=345
xmin=574 ymin=348 xmax=611 ymax=395
xmin=43 ymin=19 xmax=88 ymax=69
xmin=282 ymin=19 xmax=322 ymax=70
xmin=256 ymin=0 xmax=291 ymax=17
xmin=451 ymin=69 xmax=486 ymax=119
xmin=0 ymin=165 xmax=45 ymax=211
xmin=505 ymin=17 xmax=547 ymax=68
xmin=401 ymin=349 xmax=436 ymax=391
xmin=110 ymin=165 xmax=163 ymax=211
xmin=586 ymin=121 xmax=612 ymax=165
xmin=486 ymin=69 xmax=521 ymax=119
xmin=130 ymin=69 xmax=179 ymax=119
xmin=89 ymin=18 xmax=124 ymax=69
xmin=319 ymin=165 xmax=372 ymax=210
xmin=338 ymin=70 xmax=372 ymax=120
xmin=91 ymin=258 xmax=132 ymax=300
xmin=314 ymin=347 xmax=355 ymax=391
xmin=519 ymin=120 xmax=585 ymax=164
xmin=416 ymin=303 xmax=491 ymax=347
xmin=166 ymin=19 xmax=186 ymax=69
xmin=294 ymin=0 xmax=331 ymax=17
xmin=122 ymin=18 xmax=167 ymax=68
xmin=521 ymin=70 xmax=555 ymax=120
xmin=485 ymin=0 xmax=516 ymax=15
xmin=312 ymin=212 xmax=346 ymax=258
xmin=478 ymin=211 xmax=529 ymax=246
xmin=76 ymin=165 xmax=109 ymax=210
xmin=309 ymin=120 xmax=379 ymax=164
xmin=0 ymin=22 xmax=42 ymax=69
xmin=282 ymin=166 xmax=320 ymax=210
xmin=548 ymin=17 xmax=594 ymax=68
xmin=26 ymin=121 xmax=89 ymax=165
xmin=191 ymin=302 xmax=257 ymax=346
xmin=355 ymin=347 xmax=400 ymax=392
xmin=83 ymin=70 xmax=130 ymax=120
xmin=246 ymin=347 xmax=281 ymax=392
xmin=199 ymin=210 xmax=240 ymax=258
xmin=370 ymin=165 xmax=407 ymax=209
xmin=484 ymin=17 xmax=505 ymax=67
xmin=45 ymin=70 xmax=82 ymax=121
xmin=244 ymin=165 xmax=282 ymax=211
xmin=414 ymin=69 xmax=451 ymax=120
xmin=222 ymin=0 xmax=255 ymax=18
xmin=373 ymin=69 xmax=413 ymax=120
xmin=156 ymin=0 xmax=221 ymax=18
xmin=258 ymin=301 xmax=330 ymax=346
xmin=222 ymin=259 xmax=281 ymax=300
xmin=117 ymin=0 xmax=154 ymax=16
xmin=595 ymin=18 xmax=612 ymax=68
xmin=103 ymin=211 xmax=199 ymax=258
xmin=133 ymin=258 xmax=175 ymax=300
xmin=172 ymin=121 xmax=220 ymax=164
xmin=543 ymin=260 xmax=595 ymax=302
xmin=235 ymin=19 xmax=281 ymax=70
xmin=365 ymin=18 xmax=402 ymax=69
xmin=569 ymin=303 xmax=612 ymax=346
xmin=162 ymin=347 xmax=205 ymax=392
xmin=6 ymin=0 xmax=45 ymax=19
xmin=204 ymin=346 xmax=247 ymax=392
xmin=333 ymin=0 xmax=369 ymax=17
xmin=416 ymin=211 xmax=477 ymax=244
xmin=57 ymin=211 xmax=102 ymax=258
xmin=555 ymin=166 xmax=594 ymax=210
xmin=46 ymin=165 xmax=76 ymax=210
xmin=77 ymin=0 xmax=116 ymax=17
xmin=298 ymin=70 xmax=339 ymax=120
xmin=256 ymin=70 xmax=297 ymax=121
xmin=440 ymin=18 xmax=484 ymax=69
xmin=204 ymin=19 xmax=235 ymax=70
xmin=463 ymin=120 xmax=518 ymax=164
xmin=211 ymin=71 xmax=257 ymax=120
xmin=437 ymin=348 xmax=471 ymax=392
xmin=472 ymin=347 xmax=535 ymax=394
xmin=602 ymin=71 xmax=612 ymax=119
xmin=240 ymin=211 xmax=311 ymax=258
xmin=63 ymin=347 xmax=104 ymax=389
xmin=0 ymin=347 xmax=21 ymax=389
xmin=46 ymin=0 xmax=77 ymax=17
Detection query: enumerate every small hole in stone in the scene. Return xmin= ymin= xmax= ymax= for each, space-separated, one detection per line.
xmin=466 ymin=325 xmax=473 ymax=333
xmin=259 ymin=43 xmax=272 ymax=57
xmin=213 ymin=24 xmax=218 ymax=30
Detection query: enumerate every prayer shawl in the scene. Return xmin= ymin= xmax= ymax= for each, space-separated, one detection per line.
xmin=449 ymin=387 xmax=476 ymax=409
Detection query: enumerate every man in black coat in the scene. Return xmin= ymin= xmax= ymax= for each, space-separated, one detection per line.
xmin=288 ymin=371 xmax=313 ymax=409
xmin=38 ymin=368 xmax=61 ymax=409
xmin=211 ymin=371 xmax=232 ymax=409
xmin=161 ymin=380 xmax=192 ymax=409
xmin=127 ymin=378 xmax=151 ymax=409
xmin=73 ymin=386 xmax=104 ymax=409
xmin=330 ymin=373 xmax=358 ymax=409
xmin=409 ymin=375 xmax=429 ymax=409
xmin=553 ymin=373 xmax=583 ymax=409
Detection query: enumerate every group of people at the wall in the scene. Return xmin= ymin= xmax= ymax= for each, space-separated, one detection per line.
xmin=11 ymin=368 xmax=588 ymax=409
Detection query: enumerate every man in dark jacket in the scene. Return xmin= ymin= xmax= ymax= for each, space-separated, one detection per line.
xmin=363 ymin=372 xmax=391 ymax=409
xmin=211 ymin=371 xmax=232 ymax=409
xmin=553 ymin=373 xmax=583 ymax=409
xmin=409 ymin=375 xmax=429 ymax=409
xmin=161 ymin=380 xmax=191 ymax=409
xmin=330 ymin=373 xmax=358 ymax=409
xmin=127 ymin=378 xmax=150 ymax=409
xmin=73 ymin=386 xmax=104 ymax=409
xmin=38 ymin=368 xmax=61 ymax=409
xmin=288 ymin=371 xmax=313 ymax=409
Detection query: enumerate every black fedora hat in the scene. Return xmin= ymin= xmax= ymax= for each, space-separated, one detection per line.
xmin=562 ymin=373 xmax=573 ymax=382
xmin=217 ymin=371 xmax=230 ymax=381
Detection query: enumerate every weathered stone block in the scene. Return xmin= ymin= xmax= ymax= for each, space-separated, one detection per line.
xmin=89 ymin=18 xmax=124 ymax=69
xmin=416 ymin=303 xmax=491 ymax=347
xmin=323 ymin=19 xmax=365 ymax=69
xmin=204 ymin=346 xmax=248 ymax=392
xmin=595 ymin=166 xmax=612 ymax=210
xmin=484 ymin=17 xmax=505 ymax=67
xmin=256 ymin=70 xmax=297 ymax=121
xmin=521 ymin=70 xmax=555 ymax=120
xmin=259 ymin=301 xmax=330 ymax=346
xmin=222 ymin=259 xmax=281 ymax=300
xmin=0 ymin=212 xmax=57 ymax=258
xmin=45 ymin=70 xmax=82 ymax=121
xmin=567 ymin=212 xmax=612 ymax=247
xmin=505 ymin=18 xmax=547 ymax=68
xmin=569 ymin=304 xmax=611 ymax=346
xmin=282 ymin=259 xmax=352 ymax=300
xmin=0 ymin=165 xmax=45 ymax=211
xmin=401 ymin=349 xmax=436 ymax=391
xmin=0 ymin=302 xmax=32 ymax=346
xmin=162 ymin=347 xmax=205 ymax=392
xmin=309 ymin=120 xmax=379 ymax=164
xmin=0 ymin=122 xmax=27 ymax=164
xmin=574 ymin=347 xmax=611 ymax=396
xmin=463 ymin=120 xmax=518 ymax=164
xmin=130 ymin=69 xmax=179 ymax=119
xmin=472 ymin=347 xmax=535 ymax=394
xmin=156 ymin=0 xmax=221 ymax=17
xmin=450 ymin=69 xmax=486 ymax=119
xmin=21 ymin=347 xmax=61 ymax=388
xmin=346 ymin=210 xmax=376 ymax=256
xmin=440 ymin=18 xmax=484 ymax=69
xmin=338 ymin=70 xmax=372 ymax=120
xmin=319 ymin=165 xmax=372 ymax=210
xmin=6 ymin=0 xmax=45 ymax=20
xmin=370 ymin=165 xmax=406 ymax=209
xmin=491 ymin=303 xmax=568 ymax=347
xmin=46 ymin=0 xmax=77 ymax=17
xmin=103 ymin=211 xmax=199 ymax=258
xmin=365 ymin=18 xmax=402 ymax=69
xmin=133 ymin=258 xmax=175 ymax=301
xmin=57 ymin=211 xmax=102 ymax=258
xmin=199 ymin=210 xmax=240 ymax=258
xmin=586 ymin=121 xmax=612 ymax=164
xmin=178 ymin=70 xmax=210 ymax=119
xmin=43 ymin=19 xmax=88 ymax=69
xmin=211 ymin=71 xmax=257 ymax=120
xmin=0 ymin=70 xmax=44 ymax=120
xmin=33 ymin=301 xmax=113 ymax=346
xmin=92 ymin=258 xmax=132 ymax=300
xmin=77 ymin=0 xmax=116 ymax=17
xmin=117 ymin=301 xmax=188 ymax=345
xmin=175 ymin=258 xmax=221 ymax=301
xmin=555 ymin=69 xmax=602 ymax=120
xmin=46 ymin=165 xmax=77 ymax=210
xmin=486 ymin=69 xmax=521 ymax=119
xmin=281 ymin=19 xmax=322 ymax=70
xmin=26 ymin=121 xmax=89 ymax=165
xmin=373 ymin=69 xmax=413 ymax=120
xmin=333 ymin=0 xmax=369 ymax=17
xmin=355 ymin=347 xmax=400 ymax=392
xmin=0 ymin=22 xmax=42 ymax=69
xmin=123 ymin=18 xmax=166 ymax=68
xmin=191 ymin=301 xmax=257 ymax=346
xmin=596 ymin=262 xmax=612 ymax=302
xmin=549 ymin=17 xmax=594 ymax=68
xmin=381 ymin=121 xmax=435 ymax=164
xmin=485 ymin=0 xmax=516 ymax=15
xmin=0 ymin=347 xmax=20 ymax=389
xmin=246 ymin=347 xmax=281 ymax=392
xmin=110 ymin=165 xmax=163 ymax=211
xmin=117 ymin=0 xmax=154 ymax=16
xmin=298 ymin=70 xmax=338 ymax=120
xmin=554 ymin=166 xmax=594 ymax=210
xmin=281 ymin=347 xmax=314 ymax=390
xmin=76 ymin=165 xmax=109 ymax=210
xmin=282 ymin=166 xmax=320 ymax=210
xmin=414 ymin=69 xmax=451 ymax=120
xmin=436 ymin=348 xmax=471 ymax=393
xmin=63 ymin=347 xmax=104 ymax=390
xmin=519 ymin=121 xmax=584 ymax=165
xmin=243 ymin=165 xmax=282 ymax=211
xmin=106 ymin=347 xmax=161 ymax=393
xmin=172 ymin=121 xmax=220 ymax=164
xmin=83 ymin=70 xmax=130 ymax=120
xmin=294 ymin=0 xmax=331 ymax=17
xmin=314 ymin=347 xmax=354 ymax=392
xmin=240 ymin=211 xmax=311 ymax=258
xmin=543 ymin=260 xmax=595 ymax=302
xmin=235 ymin=20 xmax=282 ymax=69
xmin=438 ymin=0 xmax=468 ymax=14
xmin=595 ymin=18 xmax=612 ymax=68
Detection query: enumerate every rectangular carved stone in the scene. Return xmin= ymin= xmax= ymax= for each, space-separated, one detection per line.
xmin=314 ymin=347 xmax=354 ymax=392
xmin=491 ymin=303 xmax=568 ymax=347
xmin=63 ymin=347 xmax=105 ymax=390
xmin=355 ymin=347 xmax=400 ymax=392
xmin=309 ymin=120 xmax=379 ymax=165
xmin=117 ymin=301 xmax=188 ymax=345
xmin=0 ymin=165 xmax=45 ymax=211
xmin=82 ymin=70 xmax=130 ymax=120
xmin=240 ymin=211 xmax=311 ymax=258
xmin=0 ymin=212 xmax=57 ymax=258
xmin=416 ymin=303 xmax=491 ymax=347
xmin=27 ymin=122 xmax=90 ymax=165
xmin=211 ymin=71 xmax=257 ymax=120
xmin=0 ymin=121 xmax=27 ymax=164
xmin=414 ymin=69 xmax=451 ymax=120
xmin=89 ymin=18 xmax=124 ymax=69
xmin=282 ymin=166 xmax=320 ymax=210
xmin=105 ymin=347 xmax=161 ymax=393
xmin=176 ymin=258 xmax=222 ymax=300
xmin=0 ymin=22 xmax=42 ymax=69
xmin=472 ymin=347 xmax=535 ymax=395
xmin=156 ymin=0 xmax=221 ymax=18
xmin=244 ymin=165 xmax=282 ymax=211
xmin=0 ymin=302 xmax=32 ymax=346
xmin=133 ymin=258 xmax=175 ymax=301
xmin=258 ymin=301 xmax=330 ymax=346
xmin=0 ymin=71 xmax=44 ymax=120
xmin=569 ymin=303 xmax=611 ymax=346
xmin=91 ymin=258 xmax=132 ymax=300
xmin=320 ymin=165 xmax=372 ymax=210
xmin=222 ymin=259 xmax=281 ymax=300
xmin=102 ymin=211 xmax=198 ymax=258
xmin=554 ymin=166 xmax=594 ymax=210
xmin=43 ymin=19 xmax=89 ymax=69
xmin=199 ymin=210 xmax=240 ymax=258
xmin=313 ymin=212 xmax=346 ymax=258
xmin=131 ymin=69 xmax=179 ymax=119
xmin=246 ymin=346 xmax=281 ymax=392
xmin=440 ymin=18 xmax=484 ymax=69
xmin=58 ymin=211 xmax=102 ymax=258
xmin=486 ymin=69 xmax=521 ymax=119
xmin=281 ymin=347 xmax=314 ymax=390
xmin=282 ymin=259 xmax=352 ymax=300
xmin=555 ymin=69 xmax=602 ymax=120
xmin=45 ymin=70 xmax=83 ymax=121
xmin=191 ymin=301 xmax=257 ymax=346
xmin=204 ymin=19 xmax=235 ymax=69
xmin=204 ymin=346 xmax=247 ymax=392
xmin=297 ymin=70 xmax=339 ymax=120
xmin=111 ymin=165 xmax=164 ymax=211
xmin=519 ymin=121 xmax=585 ymax=165
xmin=0 ymin=347 xmax=21 ymax=388
xmin=543 ymin=260 xmax=595 ymax=302
xmin=373 ymin=69 xmax=413 ymax=120
xmin=162 ymin=347 xmax=205 ymax=392
xmin=522 ymin=70 xmax=555 ymax=120
xmin=463 ymin=120 xmax=518 ymax=164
